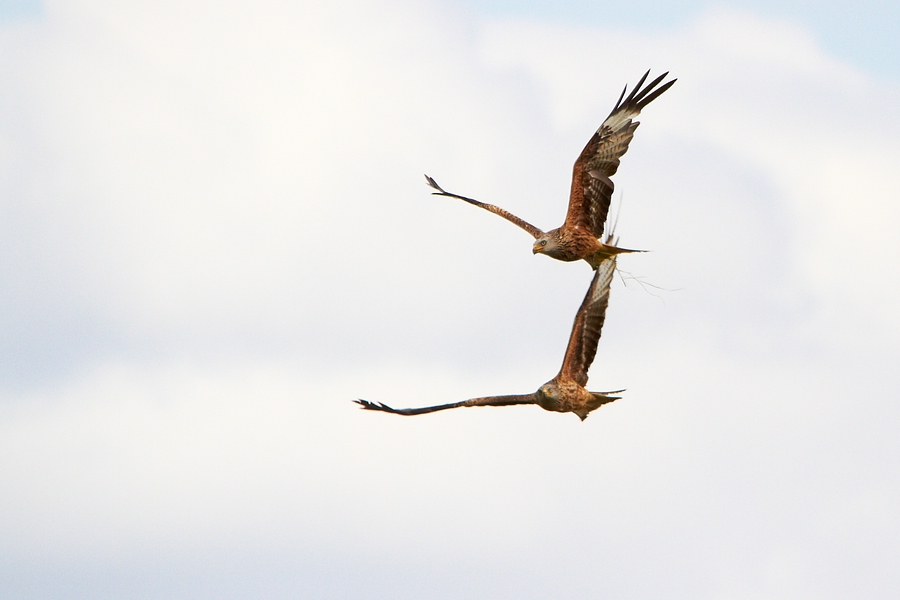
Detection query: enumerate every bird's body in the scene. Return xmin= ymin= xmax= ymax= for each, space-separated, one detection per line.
xmin=426 ymin=69 xmax=675 ymax=269
xmin=534 ymin=378 xmax=618 ymax=419
xmin=356 ymin=257 xmax=621 ymax=421
xmin=535 ymin=226 xmax=632 ymax=268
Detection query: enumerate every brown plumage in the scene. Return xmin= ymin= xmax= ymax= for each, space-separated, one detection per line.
xmin=425 ymin=69 xmax=675 ymax=269
xmin=355 ymin=257 xmax=621 ymax=421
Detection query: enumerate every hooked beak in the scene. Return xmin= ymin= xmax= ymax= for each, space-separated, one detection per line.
xmin=532 ymin=244 xmax=542 ymax=255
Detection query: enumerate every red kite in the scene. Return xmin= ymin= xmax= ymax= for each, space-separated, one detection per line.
xmin=355 ymin=257 xmax=621 ymax=421
xmin=426 ymin=70 xmax=674 ymax=269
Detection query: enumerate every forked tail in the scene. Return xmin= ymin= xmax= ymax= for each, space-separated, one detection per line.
xmin=574 ymin=392 xmax=622 ymax=421
xmin=606 ymin=245 xmax=645 ymax=256
xmin=587 ymin=246 xmax=644 ymax=270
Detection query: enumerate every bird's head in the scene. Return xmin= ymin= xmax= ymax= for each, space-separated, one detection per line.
xmin=533 ymin=235 xmax=553 ymax=255
xmin=535 ymin=382 xmax=562 ymax=413
xmin=537 ymin=383 xmax=558 ymax=400
xmin=535 ymin=381 xmax=559 ymax=410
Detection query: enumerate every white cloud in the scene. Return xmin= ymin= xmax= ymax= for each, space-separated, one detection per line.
xmin=1 ymin=1 xmax=899 ymax=598
xmin=480 ymin=8 xmax=900 ymax=334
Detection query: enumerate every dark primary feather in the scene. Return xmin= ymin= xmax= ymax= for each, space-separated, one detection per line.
xmin=564 ymin=70 xmax=676 ymax=239
xmin=610 ymin=70 xmax=676 ymax=116
xmin=559 ymin=257 xmax=616 ymax=386
xmin=355 ymin=394 xmax=536 ymax=416
xmin=355 ymin=398 xmax=467 ymax=415
xmin=424 ymin=175 xmax=543 ymax=239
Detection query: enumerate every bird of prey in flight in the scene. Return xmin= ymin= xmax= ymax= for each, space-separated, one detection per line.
xmin=355 ymin=257 xmax=621 ymax=421
xmin=425 ymin=70 xmax=675 ymax=269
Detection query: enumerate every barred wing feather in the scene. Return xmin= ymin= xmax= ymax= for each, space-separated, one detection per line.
xmin=564 ymin=70 xmax=676 ymax=238
xmin=558 ymin=257 xmax=616 ymax=386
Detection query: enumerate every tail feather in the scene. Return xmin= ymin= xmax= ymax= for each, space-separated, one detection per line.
xmin=587 ymin=392 xmax=621 ymax=411
xmin=574 ymin=392 xmax=622 ymax=421
xmin=606 ymin=245 xmax=645 ymax=255
xmin=588 ymin=246 xmax=644 ymax=270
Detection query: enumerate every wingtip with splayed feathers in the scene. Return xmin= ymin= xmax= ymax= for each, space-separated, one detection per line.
xmin=355 ymin=399 xmax=397 ymax=413
xmin=609 ymin=69 xmax=676 ymax=117
xmin=423 ymin=174 xmax=444 ymax=194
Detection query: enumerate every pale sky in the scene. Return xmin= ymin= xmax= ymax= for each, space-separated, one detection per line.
xmin=470 ymin=0 xmax=900 ymax=79
xmin=1 ymin=1 xmax=899 ymax=598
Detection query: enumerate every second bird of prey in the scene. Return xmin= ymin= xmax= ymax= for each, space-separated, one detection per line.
xmin=357 ymin=255 xmax=622 ymax=421
xmin=357 ymin=69 xmax=675 ymax=420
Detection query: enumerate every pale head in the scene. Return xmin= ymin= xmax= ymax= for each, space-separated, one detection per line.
xmin=535 ymin=382 xmax=562 ymax=413
xmin=532 ymin=233 xmax=558 ymax=255
xmin=537 ymin=382 xmax=558 ymax=399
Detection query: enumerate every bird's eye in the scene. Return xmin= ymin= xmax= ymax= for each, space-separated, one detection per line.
xmin=540 ymin=240 xmax=547 ymax=246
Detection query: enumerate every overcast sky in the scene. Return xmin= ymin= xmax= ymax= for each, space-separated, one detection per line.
xmin=1 ymin=1 xmax=899 ymax=598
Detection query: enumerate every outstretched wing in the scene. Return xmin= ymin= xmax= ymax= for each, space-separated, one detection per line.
xmin=425 ymin=175 xmax=543 ymax=239
xmin=564 ymin=70 xmax=676 ymax=238
xmin=355 ymin=394 xmax=536 ymax=416
xmin=558 ymin=257 xmax=616 ymax=386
